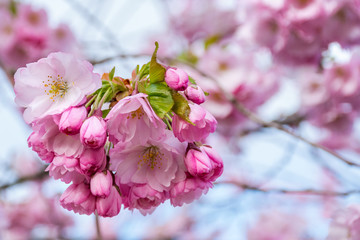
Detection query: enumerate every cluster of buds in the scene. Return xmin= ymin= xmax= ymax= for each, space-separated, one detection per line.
xmin=14 ymin=43 xmax=223 ymax=217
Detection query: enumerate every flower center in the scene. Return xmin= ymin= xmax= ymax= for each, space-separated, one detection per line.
xmin=127 ymin=108 xmax=144 ymax=120
xmin=43 ymin=75 xmax=70 ymax=102
xmin=137 ymin=146 xmax=164 ymax=170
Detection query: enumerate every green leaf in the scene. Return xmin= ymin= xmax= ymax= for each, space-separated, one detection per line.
xmin=139 ymin=62 xmax=150 ymax=80
xmin=149 ymin=42 xmax=166 ymax=83
xmin=171 ymin=92 xmax=192 ymax=123
xmin=137 ymin=79 xmax=149 ymax=94
xmin=102 ymin=109 xmax=111 ymax=118
xmin=145 ymin=82 xmax=174 ymax=118
xmin=188 ymin=76 xmax=197 ymax=85
xmin=109 ymin=67 xmax=115 ymax=81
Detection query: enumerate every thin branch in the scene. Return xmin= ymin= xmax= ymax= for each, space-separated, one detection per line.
xmin=0 ymin=170 xmax=48 ymax=190
xmin=217 ymin=180 xmax=360 ymax=197
xmin=95 ymin=213 xmax=102 ymax=240
xmin=169 ymin=59 xmax=360 ymax=168
xmin=90 ymin=53 xmax=149 ymax=65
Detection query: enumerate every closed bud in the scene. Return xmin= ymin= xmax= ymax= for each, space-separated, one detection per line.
xmin=90 ymin=170 xmax=113 ymax=198
xmin=59 ymin=106 xmax=87 ymax=135
xmin=79 ymin=148 xmax=106 ymax=175
xmin=185 ymin=85 xmax=206 ymax=104
xmin=96 ymin=186 xmax=122 ymax=217
xmin=80 ymin=116 xmax=107 ymax=149
xmin=165 ymin=67 xmax=189 ymax=91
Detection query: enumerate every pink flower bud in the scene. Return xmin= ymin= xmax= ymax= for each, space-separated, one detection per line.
xmin=185 ymin=146 xmax=223 ymax=181
xmin=60 ymin=183 xmax=96 ymax=215
xmin=172 ymin=104 xmax=217 ymax=142
xmin=79 ymin=148 xmax=106 ymax=175
xmin=185 ymin=86 xmax=206 ymax=104
xmin=96 ymin=186 xmax=122 ymax=217
xmin=90 ymin=170 xmax=113 ymax=198
xmin=165 ymin=67 xmax=189 ymax=91
xmin=80 ymin=116 xmax=107 ymax=149
xmin=59 ymin=106 xmax=87 ymax=135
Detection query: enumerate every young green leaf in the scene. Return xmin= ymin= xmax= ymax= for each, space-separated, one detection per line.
xmin=145 ymin=82 xmax=174 ymax=118
xmin=109 ymin=67 xmax=115 ymax=81
xmin=172 ymin=92 xmax=192 ymax=123
xmin=149 ymin=42 xmax=166 ymax=83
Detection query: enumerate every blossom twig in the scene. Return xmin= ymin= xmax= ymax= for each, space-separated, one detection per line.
xmin=217 ymin=180 xmax=360 ymax=197
xmin=171 ymin=59 xmax=360 ymax=168
xmin=0 ymin=170 xmax=48 ymax=191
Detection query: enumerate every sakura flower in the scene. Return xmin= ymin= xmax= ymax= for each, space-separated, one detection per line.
xmin=165 ymin=67 xmax=189 ymax=91
xmin=28 ymin=115 xmax=84 ymax=163
xmin=60 ymin=183 xmax=96 ymax=215
xmin=106 ymin=93 xmax=166 ymax=145
xmin=80 ymin=116 xmax=107 ymax=149
xmin=90 ymin=170 xmax=113 ymax=198
xmin=96 ymin=186 xmax=122 ymax=217
xmin=14 ymin=52 xmax=101 ymax=123
xmin=46 ymin=155 xmax=86 ymax=184
xmin=170 ymin=176 xmax=212 ymax=207
xmin=185 ymin=85 xmax=206 ymax=104
xmin=172 ymin=104 xmax=217 ymax=142
xmin=327 ymin=205 xmax=360 ymax=240
xmin=79 ymin=148 xmax=106 ymax=175
xmin=128 ymin=184 xmax=166 ymax=215
xmin=59 ymin=106 xmax=87 ymax=135
xmin=110 ymin=131 xmax=186 ymax=192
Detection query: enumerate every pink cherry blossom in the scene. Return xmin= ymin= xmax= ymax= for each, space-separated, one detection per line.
xmin=128 ymin=184 xmax=166 ymax=215
xmin=90 ymin=170 xmax=113 ymax=198
xmin=60 ymin=182 xmax=96 ymax=215
xmin=79 ymin=148 xmax=106 ymax=175
xmin=96 ymin=186 xmax=122 ymax=217
xmin=110 ymin=131 xmax=186 ymax=192
xmin=46 ymin=155 xmax=86 ymax=184
xmin=170 ymin=176 xmax=211 ymax=207
xmin=185 ymin=85 xmax=206 ymax=104
xmin=59 ymin=106 xmax=87 ymax=135
xmin=172 ymin=104 xmax=217 ymax=142
xmin=106 ymin=93 xmax=166 ymax=145
xmin=165 ymin=67 xmax=189 ymax=91
xmin=14 ymin=52 xmax=101 ymax=123
xmin=80 ymin=116 xmax=107 ymax=149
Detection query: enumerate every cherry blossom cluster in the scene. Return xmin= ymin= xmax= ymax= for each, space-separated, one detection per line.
xmin=247 ymin=0 xmax=360 ymax=65
xmin=14 ymin=44 xmax=223 ymax=217
xmin=0 ymin=1 xmax=77 ymax=72
xmin=299 ymin=53 xmax=360 ymax=150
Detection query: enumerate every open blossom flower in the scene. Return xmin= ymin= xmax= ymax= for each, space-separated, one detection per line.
xmin=80 ymin=116 xmax=107 ymax=149
xmin=14 ymin=52 xmax=101 ymax=123
xmin=110 ymin=131 xmax=187 ymax=192
xmin=128 ymin=184 xmax=166 ymax=215
xmin=172 ymin=104 xmax=217 ymax=142
xmin=46 ymin=155 xmax=85 ymax=184
xmin=60 ymin=183 xmax=96 ymax=215
xmin=106 ymin=93 xmax=166 ymax=145
xmin=170 ymin=176 xmax=212 ymax=207
xmin=96 ymin=186 xmax=122 ymax=217
xmin=28 ymin=115 xmax=84 ymax=163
